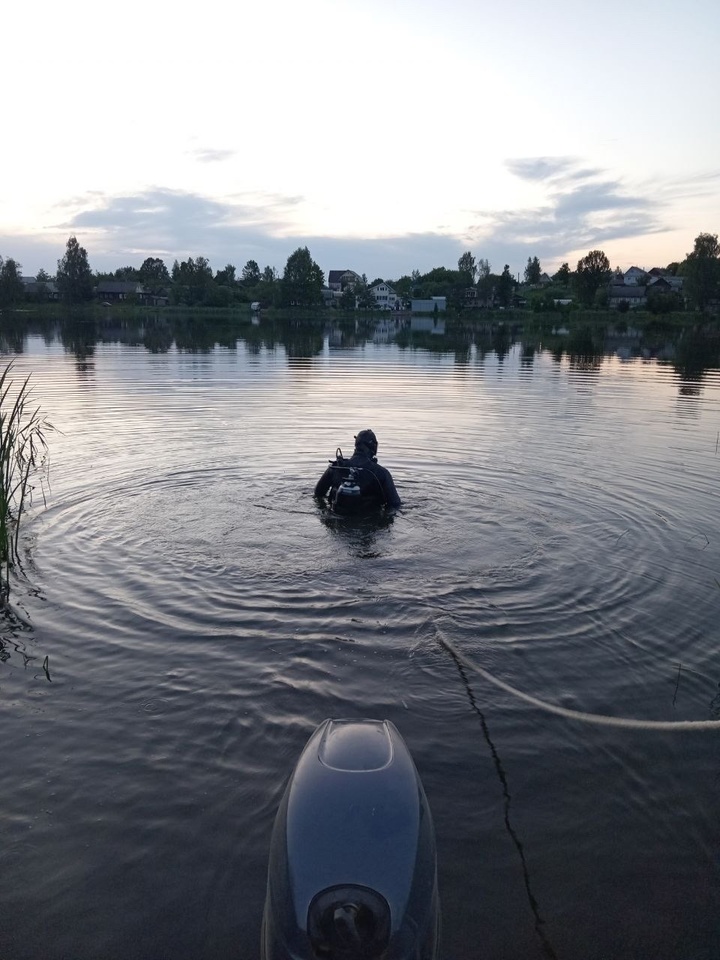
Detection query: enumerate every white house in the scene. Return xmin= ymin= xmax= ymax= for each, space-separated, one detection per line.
xmin=624 ymin=266 xmax=647 ymax=285
xmin=370 ymin=282 xmax=398 ymax=310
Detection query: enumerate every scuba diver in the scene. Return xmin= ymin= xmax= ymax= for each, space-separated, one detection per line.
xmin=314 ymin=429 xmax=401 ymax=514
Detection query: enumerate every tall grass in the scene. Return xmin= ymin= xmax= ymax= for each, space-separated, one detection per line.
xmin=0 ymin=362 xmax=51 ymax=603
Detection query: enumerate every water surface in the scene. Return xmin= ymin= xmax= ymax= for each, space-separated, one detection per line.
xmin=1 ymin=316 xmax=720 ymax=960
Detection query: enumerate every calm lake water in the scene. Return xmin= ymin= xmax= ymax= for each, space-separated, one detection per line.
xmin=1 ymin=314 xmax=720 ymax=960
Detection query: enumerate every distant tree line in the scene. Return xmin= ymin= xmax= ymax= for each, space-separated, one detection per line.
xmin=1 ymin=232 xmax=719 ymax=314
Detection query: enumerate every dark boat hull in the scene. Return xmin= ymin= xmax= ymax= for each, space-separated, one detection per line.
xmin=261 ymin=718 xmax=440 ymax=959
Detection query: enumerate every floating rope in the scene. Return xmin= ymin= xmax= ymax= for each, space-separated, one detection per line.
xmin=433 ymin=620 xmax=720 ymax=732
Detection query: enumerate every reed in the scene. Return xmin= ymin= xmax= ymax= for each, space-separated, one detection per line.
xmin=0 ymin=362 xmax=51 ymax=603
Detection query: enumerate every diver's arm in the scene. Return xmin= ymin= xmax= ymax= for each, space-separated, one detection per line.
xmin=314 ymin=466 xmax=335 ymax=499
xmin=380 ymin=468 xmax=401 ymax=509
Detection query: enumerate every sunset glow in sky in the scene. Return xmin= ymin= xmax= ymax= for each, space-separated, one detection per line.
xmin=3 ymin=0 xmax=719 ymax=281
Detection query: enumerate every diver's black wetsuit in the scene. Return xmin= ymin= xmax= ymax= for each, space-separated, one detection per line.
xmin=314 ymin=451 xmax=401 ymax=510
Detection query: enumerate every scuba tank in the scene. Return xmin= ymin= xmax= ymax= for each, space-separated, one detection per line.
xmin=332 ymin=466 xmax=363 ymax=514
xmin=327 ymin=448 xmax=382 ymax=515
xmin=261 ymin=718 xmax=440 ymax=960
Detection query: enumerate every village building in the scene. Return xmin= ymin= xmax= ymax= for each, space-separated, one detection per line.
xmin=370 ymin=282 xmax=399 ymax=310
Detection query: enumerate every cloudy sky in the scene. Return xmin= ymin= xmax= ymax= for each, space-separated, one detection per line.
xmin=3 ymin=0 xmax=719 ymax=282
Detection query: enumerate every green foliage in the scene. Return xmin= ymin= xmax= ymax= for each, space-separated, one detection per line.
xmin=241 ymin=260 xmax=261 ymax=286
xmin=214 ymin=263 xmax=237 ymax=286
xmin=409 ymin=266 xmax=463 ymax=301
xmin=0 ymin=363 xmax=51 ymax=603
xmin=0 ymin=257 xmax=24 ymax=307
xmin=171 ymin=256 xmax=215 ymax=306
xmin=646 ymin=289 xmax=684 ymax=314
xmin=56 ymin=236 xmax=93 ymax=304
xmin=138 ymin=257 xmax=170 ymax=290
xmin=114 ymin=265 xmax=139 ymax=280
xmin=354 ymin=275 xmax=377 ymax=310
xmin=532 ymin=292 xmax=559 ymax=312
xmin=574 ymin=249 xmax=611 ymax=306
xmin=339 ymin=284 xmax=357 ymax=310
xmin=524 ymin=256 xmax=541 ymax=285
xmin=388 ymin=275 xmax=413 ymax=298
xmin=457 ymin=252 xmax=477 ymax=284
xmin=496 ymin=265 xmax=515 ymax=307
xmin=682 ymin=232 xmax=720 ymax=310
xmin=594 ymin=287 xmax=609 ymax=308
xmin=553 ymin=262 xmax=571 ymax=285
xmin=281 ymin=247 xmax=324 ymax=307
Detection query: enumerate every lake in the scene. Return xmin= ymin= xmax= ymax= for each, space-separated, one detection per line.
xmin=1 ymin=313 xmax=719 ymax=960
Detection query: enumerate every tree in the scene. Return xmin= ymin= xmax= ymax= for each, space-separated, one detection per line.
xmin=647 ymin=289 xmax=684 ymax=315
xmin=339 ymin=284 xmax=357 ymax=310
xmin=34 ymin=267 xmax=51 ymax=301
xmin=476 ymin=259 xmax=493 ymax=305
xmin=138 ymin=257 xmax=170 ymax=290
xmin=682 ymin=232 xmax=720 ymax=311
xmin=56 ymin=236 xmax=93 ymax=304
xmin=0 ymin=257 xmax=25 ymax=307
xmin=281 ymin=247 xmax=324 ymax=307
xmin=355 ymin=276 xmax=378 ymax=311
xmin=241 ymin=260 xmax=261 ymax=286
xmin=114 ymin=265 xmax=139 ymax=280
xmin=259 ymin=265 xmax=281 ymax=306
xmin=574 ymin=249 xmax=611 ymax=307
xmin=553 ymin=262 xmax=571 ymax=286
xmin=171 ymin=256 xmax=214 ymax=305
xmin=524 ymin=256 xmax=541 ymax=285
xmin=389 ymin=275 xmax=413 ymax=298
xmin=458 ymin=252 xmax=477 ymax=284
xmin=215 ymin=263 xmax=236 ymax=286
xmin=496 ymin=264 xmax=515 ymax=307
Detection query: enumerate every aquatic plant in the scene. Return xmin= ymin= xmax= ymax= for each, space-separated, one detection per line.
xmin=0 ymin=362 xmax=51 ymax=603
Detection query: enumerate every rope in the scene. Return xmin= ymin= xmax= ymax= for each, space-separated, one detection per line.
xmin=433 ymin=619 xmax=720 ymax=733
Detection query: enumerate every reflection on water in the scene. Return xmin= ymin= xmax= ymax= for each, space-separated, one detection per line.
xmin=3 ymin=312 xmax=719 ymax=396
xmin=1 ymin=314 xmax=720 ymax=960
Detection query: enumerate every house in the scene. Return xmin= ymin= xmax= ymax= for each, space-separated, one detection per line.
xmin=646 ymin=277 xmax=672 ymax=293
xmin=370 ymin=282 xmax=399 ymax=310
xmin=95 ymin=281 xmax=148 ymax=302
xmin=538 ymin=272 xmax=553 ymax=285
xmin=327 ymin=270 xmax=361 ymax=293
xmin=648 ymin=275 xmax=683 ymax=292
xmin=608 ymin=284 xmax=646 ymax=309
xmin=21 ymin=276 xmax=59 ymax=300
xmin=623 ymin=266 xmax=647 ymax=285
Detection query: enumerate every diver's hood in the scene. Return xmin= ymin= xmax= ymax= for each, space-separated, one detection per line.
xmin=261 ymin=718 xmax=440 ymax=959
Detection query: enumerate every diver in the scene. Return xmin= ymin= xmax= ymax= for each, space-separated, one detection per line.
xmin=314 ymin=429 xmax=401 ymax=513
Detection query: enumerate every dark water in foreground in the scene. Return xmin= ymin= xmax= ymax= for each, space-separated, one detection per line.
xmin=1 ymin=317 xmax=720 ymax=960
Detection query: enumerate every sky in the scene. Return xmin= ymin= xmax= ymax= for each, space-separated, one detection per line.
xmin=2 ymin=0 xmax=719 ymax=283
